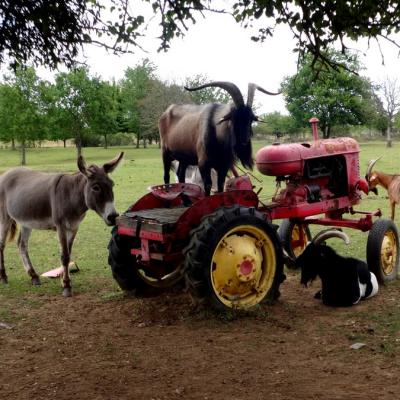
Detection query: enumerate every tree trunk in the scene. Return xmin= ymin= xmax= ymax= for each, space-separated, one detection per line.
xmin=63 ymin=139 xmax=66 ymax=148
xmin=21 ymin=141 xmax=26 ymax=166
xmin=136 ymin=134 xmax=140 ymax=149
xmin=11 ymin=138 xmax=16 ymax=150
xmin=386 ymin=126 xmax=393 ymax=148
xmin=104 ymin=134 xmax=108 ymax=149
xmin=324 ymin=125 xmax=331 ymax=139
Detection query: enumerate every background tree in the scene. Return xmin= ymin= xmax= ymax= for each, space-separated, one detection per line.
xmin=42 ymin=79 xmax=71 ymax=147
xmin=0 ymin=67 xmax=47 ymax=164
xmin=88 ymin=79 xmax=120 ymax=149
xmin=254 ymin=112 xmax=298 ymax=139
xmin=362 ymin=89 xmax=389 ymax=138
xmin=282 ymin=51 xmax=372 ymax=138
xmin=139 ymin=79 xmax=189 ymax=147
xmin=119 ymin=59 xmax=157 ymax=148
xmin=184 ymin=74 xmax=231 ymax=104
xmin=377 ymin=77 xmax=400 ymax=147
xmin=53 ymin=67 xmax=96 ymax=156
xmin=0 ymin=83 xmax=18 ymax=149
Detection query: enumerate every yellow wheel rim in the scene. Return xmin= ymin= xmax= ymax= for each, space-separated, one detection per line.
xmin=380 ymin=230 xmax=398 ymax=276
xmin=290 ymin=224 xmax=309 ymax=257
xmin=211 ymin=224 xmax=276 ymax=309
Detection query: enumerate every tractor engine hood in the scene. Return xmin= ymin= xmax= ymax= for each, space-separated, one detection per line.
xmin=256 ymin=137 xmax=360 ymax=177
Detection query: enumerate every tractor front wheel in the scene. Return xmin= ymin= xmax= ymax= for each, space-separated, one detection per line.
xmin=367 ymin=219 xmax=399 ymax=283
xmin=184 ymin=206 xmax=284 ymax=312
xmin=108 ymin=227 xmax=150 ymax=294
xmin=279 ymin=219 xmax=311 ymax=267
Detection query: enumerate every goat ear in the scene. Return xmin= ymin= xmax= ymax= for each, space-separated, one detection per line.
xmin=217 ymin=112 xmax=232 ymax=125
xmin=318 ymin=246 xmax=331 ymax=259
xmin=103 ymin=152 xmax=124 ymax=174
xmin=254 ymin=115 xmax=267 ymax=123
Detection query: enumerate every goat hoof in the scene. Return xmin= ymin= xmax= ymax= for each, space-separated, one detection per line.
xmin=31 ymin=277 xmax=41 ymax=286
xmin=63 ymin=288 xmax=72 ymax=297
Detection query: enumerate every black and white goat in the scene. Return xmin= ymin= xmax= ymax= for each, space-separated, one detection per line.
xmin=159 ymin=81 xmax=280 ymax=195
xmin=295 ymin=230 xmax=378 ymax=307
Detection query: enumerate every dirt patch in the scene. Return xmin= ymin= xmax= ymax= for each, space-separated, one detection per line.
xmin=1 ymin=271 xmax=400 ymax=400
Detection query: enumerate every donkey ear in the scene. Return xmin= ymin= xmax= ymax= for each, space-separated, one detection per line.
xmin=77 ymin=155 xmax=88 ymax=176
xmin=103 ymin=152 xmax=124 ymax=174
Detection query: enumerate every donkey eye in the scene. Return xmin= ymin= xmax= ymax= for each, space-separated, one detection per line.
xmin=92 ymin=184 xmax=101 ymax=193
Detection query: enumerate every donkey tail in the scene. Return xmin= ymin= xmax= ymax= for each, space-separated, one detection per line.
xmin=7 ymin=219 xmax=17 ymax=242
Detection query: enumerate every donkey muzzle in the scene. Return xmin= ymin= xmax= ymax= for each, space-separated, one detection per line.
xmin=106 ymin=212 xmax=119 ymax=226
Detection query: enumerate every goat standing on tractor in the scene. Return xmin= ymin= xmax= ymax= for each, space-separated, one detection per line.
xmin=366 ymin=157 xmax=400 ymax=220
xmin=159 ymin=81 xmax=280 ymax=195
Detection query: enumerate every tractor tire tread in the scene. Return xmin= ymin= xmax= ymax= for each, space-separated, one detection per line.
xmin=366 ymin=219 xmax=399 ymax=283
xmin=184 ymin=206 xmax=283 ymax=311
xmin=108 ymin=226 xmax=147 ymax=293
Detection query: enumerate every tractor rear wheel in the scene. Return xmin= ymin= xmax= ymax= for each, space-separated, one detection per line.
xmin=367 ymin=219 xmax=399 ymax=283
xmin=279 ymin=219 xmax=311 ymax=267
xmin=108 ymin=226 xmax=149 ymax=294
xmin=184 ymin=206 xmax=284 ymax=312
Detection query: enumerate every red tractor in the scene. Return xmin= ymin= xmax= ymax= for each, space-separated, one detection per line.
xmin=108 ymin=119 xmax=399 ymax=312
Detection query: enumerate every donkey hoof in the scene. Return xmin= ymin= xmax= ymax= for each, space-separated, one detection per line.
xmin=31 ymin=277 xmax=41 ymax=286
xmin=63 ymin=288 xmax=72 ymax=297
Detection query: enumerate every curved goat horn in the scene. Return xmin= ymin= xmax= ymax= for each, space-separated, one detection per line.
xmin=246 ymin=83 xmax=281 ymax=107
xmin=185 ymin=81 xmax=244 ymax=107
xmin=312 ymin=229 xmax=350 ymax=246
xmin=365 ymin=156 xmax=382 ymax=180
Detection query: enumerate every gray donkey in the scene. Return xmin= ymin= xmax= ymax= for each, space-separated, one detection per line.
xmin=0 ymin=152 xmax=124 ymax=296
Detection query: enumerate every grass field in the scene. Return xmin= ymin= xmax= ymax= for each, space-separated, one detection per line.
xmin=0 ymin=140 xmax=398 ymax=302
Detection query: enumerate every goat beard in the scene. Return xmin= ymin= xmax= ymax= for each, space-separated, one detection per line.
xmin=234 ymin=141 xmax=254 ymax=170
xmin=300 ymin=266 xmax=320 ymax=287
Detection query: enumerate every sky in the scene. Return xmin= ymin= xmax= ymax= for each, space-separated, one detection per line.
xmin=37 ymin=5 xmax=400 ymax=115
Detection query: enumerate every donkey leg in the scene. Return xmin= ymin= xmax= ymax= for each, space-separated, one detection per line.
xmin=57 ymin=228 xmax=72 ymax=297
xmin=0 ymin=220 xmax=11 ymax=283
xmin=17 ymin=227 xmax=40 ymax=285
xmin=66 ymin=229 xmax=78 ymax=270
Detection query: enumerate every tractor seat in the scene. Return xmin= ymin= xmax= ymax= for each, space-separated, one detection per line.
xmin=148 ymin=182 xmax=206 ymax=202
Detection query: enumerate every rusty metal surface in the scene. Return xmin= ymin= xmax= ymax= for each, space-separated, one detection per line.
xmin=117 ymin=207 xmax=190 ymax=235
xmin=125 ymin=207 xmax=189 ymax=223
